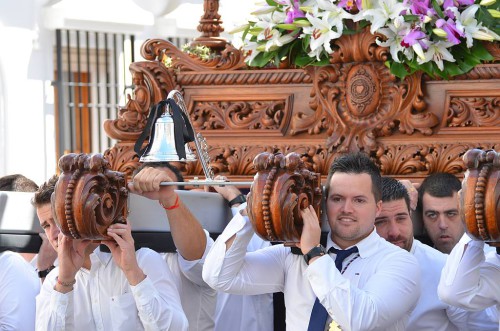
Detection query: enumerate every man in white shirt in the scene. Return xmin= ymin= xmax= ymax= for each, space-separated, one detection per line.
xmin=439 ymin=235 xmax=500 ymax=330
xmin=131 ymin=162 xmax=217 ymax=331
xmin=203 ymin=152 xmax=421 ymax=331
xmin=34 ymin=175 xmax=188 ymax=331
xmin=416 ymin=173 xmax=464 ymax=254
xmin=0 ymin=250 xmax=40 ymax=330
xmin=210 ymin=176 xmax=274 ymax=331
xmin=375 ymin=177 xmax=498 ymax=331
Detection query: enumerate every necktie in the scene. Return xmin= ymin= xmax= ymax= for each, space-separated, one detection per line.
xmin=307 ymin=246 xmax=359 ymax=331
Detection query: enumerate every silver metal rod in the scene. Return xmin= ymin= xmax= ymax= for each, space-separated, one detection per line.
xmin=159 ymin=181 xmax=253 ymax=187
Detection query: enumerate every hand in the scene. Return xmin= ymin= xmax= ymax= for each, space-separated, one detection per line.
xmin=102 ymin=222 xmax=145 ymax=286
xmin=298 ymin=205 xmax=321 ymax=255
xmin=36 ymin=233 xmax=58 ymax=271
xmin=57 ymin=233 xmax=91 ymax=281
xmin=399 ymin=180 xmax=420 ymax=211
xmin=210 ymin=175 xmax=242 ymax=202
xmin=129 ymin=166 xmax=177 ymax=208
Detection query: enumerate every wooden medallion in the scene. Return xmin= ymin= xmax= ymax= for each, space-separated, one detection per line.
xmin=461 ymin=149 xmax=500 ymax=245
xmin=52 ymin=153 xmax=128 ymax=240
xmin=247 ymin=152 xmax=322 ymax=243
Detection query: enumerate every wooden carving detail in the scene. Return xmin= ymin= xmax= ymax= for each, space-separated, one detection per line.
xmin=247 ymin=152 xmax=322 ymax=242
xmin=53 ymin=153 xmax=128 ymax=240
xmin=447 ymin=96 xmax=500 ymax=127
xmin=191 ymin=99 xmax=289 ymax=131
xmin=461 ymin=149 xmax=500 ymax=244
xmin=292 ymin=62 xmax=438 ymax=152
xmin=141 ymin=39 xmax=246 ymax=72
xmin=103 ymin=143 xmax=141 ymax=179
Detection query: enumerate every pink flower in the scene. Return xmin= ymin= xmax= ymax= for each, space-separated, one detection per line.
xmin=338 ymin=0 xmax=363 ymax=11
xmin=443 ymin=0 xmax=475 ymax=10
xmin=410 ymin=0 xmax=435 ymax=16
xmin=400 ymin=29 xmax=429 ymax=49
xmin=280 ymin=0 xmax=305 ymax=24
xmin=436 ymin=18 xmax=464 ymax=44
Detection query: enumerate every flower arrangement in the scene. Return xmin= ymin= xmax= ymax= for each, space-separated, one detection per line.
xmin=232 ymin=0 xmax=500 ymax=79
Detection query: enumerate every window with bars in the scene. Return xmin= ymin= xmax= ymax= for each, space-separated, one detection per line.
xmin=53 ymin=29 xmax=136 ymax=158
xmin=53 ymin=29 xmax=194 ymax=160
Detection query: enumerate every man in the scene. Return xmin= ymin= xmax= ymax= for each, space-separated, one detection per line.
xmin=203 ymin=152 xmax=420 ymax=331
xmin=131 ymin=162 xmax=216 ymax=331
xmin=132 ymin=163 xmax=274 ymax=331
xmin=375 ymin=177 xmax=498 ymax=330
xmin=439 ymin=236 xmax=500 ymax=329
xmin=0 ymin=174 xmax=40 ymax=330
xmin=417 ymin=173 xmax=463 ymax=253
xmin=33 ymin=175 xmax=188 ymax=331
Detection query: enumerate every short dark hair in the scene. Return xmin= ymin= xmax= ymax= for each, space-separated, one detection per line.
xmin=381 ymin=177 xmax=411 ymax=212
xmin=31 ymin=175 xmax=59 ymax=207
xmin=325 ymin=152 xmax=381 ymax=201
xmin=417 ymin=172 xmax=461 ymax=213
xmin=133 ymin=162 xmax=185 ymax=184
xmin=0 ymin=174 xmax=38 ymax=192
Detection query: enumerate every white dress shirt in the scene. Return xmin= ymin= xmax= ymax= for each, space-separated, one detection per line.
xmin=203 ymin=212 xmax=421 ymax=331
xmin=0 ymin=251 xmax=40 ymax=331
xmin=408 ymin=239 xmax=498 ymax=330
xmin=162 ymin=230 xmax=217 ymax=331
xmin=439 ymin=237 xmax=500 ymax=331
xmin=213 ymin=204 xmax=274 ymax=331
xmin=36 ymin=247 xmax=188 ymax=331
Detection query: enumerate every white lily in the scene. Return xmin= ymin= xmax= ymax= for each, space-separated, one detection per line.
xmin=454 ymin=4 xmax=500 ymax=47
xmin=417 ymin=41 xmax=455 ymax=71
xmin=302 ymin=12 xmax=341 ymax=59
xmin=362 ymin=0 xmax=409 ymax=34
xmin=377 ymin=23 xmax=413 ymax=62
xmin=243 ymin=41 xmax=262 ymax=64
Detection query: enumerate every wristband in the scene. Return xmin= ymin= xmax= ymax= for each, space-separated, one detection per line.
xmin=37 ymin=265 xmax=56 ymax=279
xmin=56 ymin=276 xmax=76 ymax=287
xmin=159 ymin=194 xmax=180 ymax=210
xmin=228 ymin=194 xmax=246 ymax=207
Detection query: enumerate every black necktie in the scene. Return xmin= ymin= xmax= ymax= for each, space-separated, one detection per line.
xmin=307 ymin=246 xmax=359 ymax=331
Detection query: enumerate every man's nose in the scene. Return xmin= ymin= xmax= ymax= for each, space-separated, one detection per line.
xmin=437 ymin=215 xmax=448 ymax=230
xmin=387 ymin=221 xmax=400 ymax=238
xmin=342 ymin=200 xmax=354 ymax=213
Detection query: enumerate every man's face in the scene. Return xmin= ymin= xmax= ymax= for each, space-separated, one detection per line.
xmin=422 ymin=191 xmax=464 ymax=254
xmin=327 ymin=173 xmax=381 ymax=249
xmin=36 ymin=203 xmax=60 ymax=251
xmin=375 ymin=199 xmax=413 ymax=252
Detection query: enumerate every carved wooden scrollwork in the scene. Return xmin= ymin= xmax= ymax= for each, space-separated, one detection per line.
xmin=461 ymin=149 xmax=500 ymax=244
xmin=141 ymin=39 xmax=246 ymax=72
xmin=247 ymin=152 xmax=322 ymax=242
xmin=52 ymin=153 xmax=128 ymax=240
xmin=447 ymin=96 xmax=500 ymax=127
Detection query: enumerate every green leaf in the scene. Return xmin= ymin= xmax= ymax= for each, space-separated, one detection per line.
xmin=443 ymin=62 xmax=464 ymax=77
xmin=403 ymin=15 xmax=420 ymax=22
xmin=389 ymin=62 xmax=410 ymax=79
xmin=249 ymin=51 xmax=275 ymax=67
xmin=265 ymin=0 xmax=279 ymax=7
xmin=470 ymin=42 xmax=494 ymax=61
xmin=431 ymin=0 xmax=445 ymax=18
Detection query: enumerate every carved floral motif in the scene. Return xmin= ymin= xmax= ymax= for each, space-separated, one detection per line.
xmin=447 ymin=96 xmax=500 ymax=127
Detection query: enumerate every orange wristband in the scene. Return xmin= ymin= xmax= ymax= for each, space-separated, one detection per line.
xmin=159 ymin=194 xmax=180 ymax=210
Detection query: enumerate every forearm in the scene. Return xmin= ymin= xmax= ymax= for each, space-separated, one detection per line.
xmin=164 ymin=199 xmax=207 ymax=260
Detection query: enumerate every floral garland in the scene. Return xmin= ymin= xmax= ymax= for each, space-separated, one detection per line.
xmin=231 ymin=0 xmax=500 ymax=79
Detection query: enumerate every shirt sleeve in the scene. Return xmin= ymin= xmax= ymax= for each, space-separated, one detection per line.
xmin=438 ymin=239 xmax=500 ymax=311
xmin=133 ymin=248 xmax=188 ymax=331
xmin=305 ymin=250 xmax=420 ymax=331
xmin=176 ymin=229 xmax=214 ymax=286
xmin=446 ymin=304 xmax=499 ymax=330
xmin=35 ymin=267 xmax=75 ymax=331
xmin=202 ymin=212 xmax=286 ymax=294
xmin=0 ymin=253 xmax=40 ymax=331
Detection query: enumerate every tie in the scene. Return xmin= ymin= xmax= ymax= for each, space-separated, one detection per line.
xmin=307 ymin=246 xmax=359 ymax=331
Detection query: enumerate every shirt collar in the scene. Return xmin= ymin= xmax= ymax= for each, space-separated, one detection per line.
xmin=326 ymin=227 xmax=381 ymax=259
xmin=90 ymin=245 xmax=113 ymax=267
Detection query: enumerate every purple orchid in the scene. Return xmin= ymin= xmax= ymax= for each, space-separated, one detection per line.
xmin=410 ymin=0 xmax=433 ymax=16
xmin=400 ymin=29 xmax=429 ymax=49
xmin=282 ymin=0 xmax=305 ymax=24
xmin=338 ymin=0 xmax=363 ymax=11
xmin=442 ymin=0 xmax=475 ymax=10
xmin=436 ymin=18 xmax=464 ymax=44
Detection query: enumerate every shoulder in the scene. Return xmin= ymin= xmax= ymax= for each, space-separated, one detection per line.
xmin=413 ymin=240 xmax=446 ymax=266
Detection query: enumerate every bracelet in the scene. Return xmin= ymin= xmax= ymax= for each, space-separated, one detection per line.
xmin=228 ymin=194 xmax=246 ymax=207
xmin=56 ymin=276 xmax=76 ymax=287
xmin=159 ymin=194 xmax=180 ymax=210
